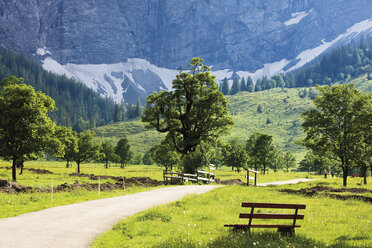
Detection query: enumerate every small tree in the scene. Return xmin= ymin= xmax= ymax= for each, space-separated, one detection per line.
xmin=272 ymin=75 xmax=285 ymax=88
xmin=71 ymin=131 xmax=99 ymax=173
xmin=246 ymin=76 xmax=254 ymax=92
xmin=54 ymin=126 xmax=77 ymax=168
xmin=115 ymin=137 xmax=132 ymax=168
xmin=150 ymin=141 xmax=180 ymax=171
xmin=283 ymin=151 xmax=296 ymax=172
xmin=246 ymin=132 xmax=277 ymax=174
xmin=269 ymin=149 xmax=284 ymax=172
xmin=230 ymin=77 xmax=241 ymax=95
xmin=257 ymin=104 xmax=263 ymax=113
xmin=221 ymin=77 xmax=230 ymax=95
xmin=223 ymin=140 xmax=248 ymax=173
xmin=142 ymin=150 xmax=153 ymax=165
xmin=99 ymin=141 xmax=116 ymax=169
xmin=0 ymin=76 xmax=60 ymax=181
xmin=240 ymin=77 xmax=246 ymax=91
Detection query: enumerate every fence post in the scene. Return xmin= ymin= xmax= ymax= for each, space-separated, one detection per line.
xmin=98 ymin=177 xmax=101 ymax=196
xmin=247 ymin=170 xmax=249 ymax=186
xmin=254 ymin=172 xmax=257 ymax=186
xmin=51 ymin=178 xmax=53 ymax=201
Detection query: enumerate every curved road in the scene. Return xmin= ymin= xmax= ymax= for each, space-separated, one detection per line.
xmin=257 ymin=178 xmax=319 ymax=186
xmin=0 ymin=185 xmax=219 ymax=248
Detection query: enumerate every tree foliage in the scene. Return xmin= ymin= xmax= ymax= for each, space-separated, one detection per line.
xmin=246 ymin=132 xmax=277 ymax=174
xmin=99 ymin=141 xmax=117 ymax=169
xmin=0 ymin=76 xmax=59 ymax=181
xmin=150 ymin=140 xmax=180 ymax=171
xmin=142 ymin=58 xmax=233 ymax=173
xmin=230 ymin=77 xmax=240 ymax=95
xmin=282 ymin=151 xmax=296 ymax=172
xmin=223 ymin=139 xmax=248 ymax=173
xmin=71 ymin=131 xmax=99 ymax=173
xmin=221 ymin=77 xmax=230 ymax=95
xmin=54 ymin=126 xmax=77 ymax=168
xmin=115 ymin=137 xmax=132 ymax=168
xmin=301 ymin=84 xmax=371 ymax=186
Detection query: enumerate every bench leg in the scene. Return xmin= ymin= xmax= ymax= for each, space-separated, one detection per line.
xmin=277 ymin=227 xmax=295 ymax=235
xmin=232 ymin=226 xmax=250 ymax=232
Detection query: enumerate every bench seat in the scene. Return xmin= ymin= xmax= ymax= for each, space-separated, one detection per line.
xmin=224 ymin=202 xmax=306 ymax=234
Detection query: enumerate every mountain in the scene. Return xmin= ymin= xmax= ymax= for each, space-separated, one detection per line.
xmin=1 ymin=0 xmax=371 ymax=103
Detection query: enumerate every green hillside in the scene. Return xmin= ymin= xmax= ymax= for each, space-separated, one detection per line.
xmin=92 ymin=76 xmax=371 ymax=158
xmin=92 ymin=121 xmax=165 ymax=155
xmin=92 ymin=88 xmax=312 ymax=157
xmin=226 ymin=87 xmax=311 ymax=154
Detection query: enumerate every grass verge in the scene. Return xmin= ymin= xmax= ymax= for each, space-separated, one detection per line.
xmin=0 ymin=186 xmax=164 ymax=219
xmin=92 ymin=182 xmax=372 ymax=248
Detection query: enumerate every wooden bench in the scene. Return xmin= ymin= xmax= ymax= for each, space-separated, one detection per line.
xmin=224 ymin=202 xmax=306 ymax=234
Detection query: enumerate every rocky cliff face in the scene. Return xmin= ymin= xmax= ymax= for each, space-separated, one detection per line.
xmin=1 ymin=0 xmax=371 ymax=70
xmin=1 ymin=0 xmax=371 ymax=103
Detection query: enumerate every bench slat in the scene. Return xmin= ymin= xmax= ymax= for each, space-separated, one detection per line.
xmin=224 ymin=224 xmax=301 ymax=228
xmin=239 ymin=213 xmax=304 ymax=219
xmin=241 ymin=202 xmax=306 ymax=209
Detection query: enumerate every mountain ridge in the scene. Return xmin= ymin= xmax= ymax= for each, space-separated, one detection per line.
xmin=1 ymin=0 xmax=371 ymax=103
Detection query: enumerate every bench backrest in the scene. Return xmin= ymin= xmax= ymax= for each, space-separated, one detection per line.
xmin=241 ymin=202 xmax=306 ymax=209
xmin=240 ymin=202 xmax=306 ymax=228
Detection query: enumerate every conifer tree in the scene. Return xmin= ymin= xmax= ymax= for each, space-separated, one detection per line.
xmin=230 ymin=77 xmax=240 ymax=95
xmin=221 ymin=77 xmax=229 ymax=95
xmin=135 ymin=97 xmax=142 ymax=117
xmin=255 ymin=79 xmax=262 ymax=92
xmin=246 ymin=76 xmax=254 ymax=92
xmin=240 ymin=77 xmax=246 ymax=91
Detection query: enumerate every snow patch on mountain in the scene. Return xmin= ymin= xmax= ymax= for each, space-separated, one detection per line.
xmin=237 ymin=59 xmax=290 ymax=82
xmin=36 ymin=47 xmax=52 ymax=56
xmin=41 ymin=57 xmax=178 ymax=103
xmin=287 ymin=18 xmax=372 ymax=71
xmin=284 ymin=9 xmax=313 ymax=26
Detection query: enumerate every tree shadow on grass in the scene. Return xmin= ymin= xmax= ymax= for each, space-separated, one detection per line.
xmin=152 ymin=231 xmax=364 ymax=248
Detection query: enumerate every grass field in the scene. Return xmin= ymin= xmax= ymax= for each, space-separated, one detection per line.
xmin=0 ymin=160 xmax=167 ymax=219
xmin=1 ymin=160 xmax=370 ymax=247
xmin=92 ymin=180 xmax=372 ymax=248
xmin=0 ymin=160 xmax=321 ymax=187
xmin=0 ymin=160 xmax=323 ymax=219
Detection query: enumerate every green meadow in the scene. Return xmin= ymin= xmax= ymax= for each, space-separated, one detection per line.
xmin=0 ymin=161 xmax=166 ymax=218
xmin=0 ymin=160 xmax=322 ymax=219
xmin=91 ymin=76 xmax=371 ymax=161
xmin=92 ymin=180 xmax=372 ymax=248
xmin=1 ymin=162 xmax=371 ymax=248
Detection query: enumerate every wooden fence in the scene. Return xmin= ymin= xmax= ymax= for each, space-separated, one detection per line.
xmin=163 ymin=170 xmax=215 ymax=184
xmin=245 ymin=169 xmax=258 ymax=186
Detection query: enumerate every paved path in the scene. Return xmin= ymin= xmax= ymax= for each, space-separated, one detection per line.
xmin=257 ymin=178 xmax=319 ymax=186
xmin=0 ymin=185 xmax=219 ymax=248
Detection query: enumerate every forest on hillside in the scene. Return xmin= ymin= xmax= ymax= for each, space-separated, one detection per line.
xmin=222 ymin=36 xmax=372 ymax=95
xmin=0 ymin=49 xmax=143 ymax=131
xmin=0 ymin=48 xmax=116 ymax=129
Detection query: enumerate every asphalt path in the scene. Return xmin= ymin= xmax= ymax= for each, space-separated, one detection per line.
xmin=0 ymin=185 xmax=219 ymax=248
xmin=257 ymin=178 xmax=319 ymax=186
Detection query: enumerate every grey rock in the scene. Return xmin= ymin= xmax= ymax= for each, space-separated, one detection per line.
xmin=1 ymin=0 xmax=371 ymax=71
